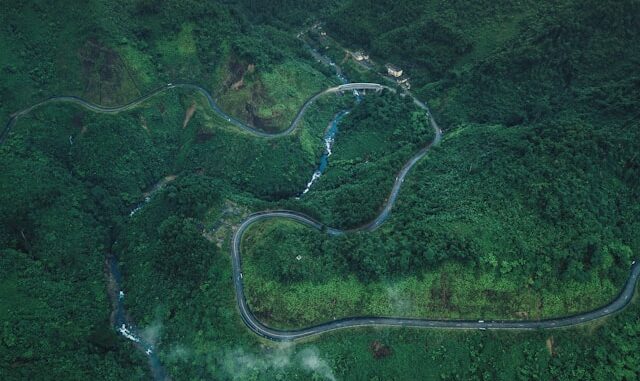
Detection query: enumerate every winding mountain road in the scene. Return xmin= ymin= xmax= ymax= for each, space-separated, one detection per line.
xmin=2 ymin=72 xmax=638 ymax=344
xmin=230 ymin=106 xmax=639 ymax=341
xmin=233 ymin=210 xmax=639 ymax=341
xmin=0 ymin=82 xmax=391 ymax=144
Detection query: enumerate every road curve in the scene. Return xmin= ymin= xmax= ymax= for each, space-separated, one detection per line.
xmin=229 ymin=34 xmax=638 ymax=339
xmin=0 ymin=82 xmax=392 ymax=144
xmin=230 ymin=121 xmax=639 ymax=340
xmin=2 ymin=75 xmax=638 ymax=343
xmin=233 ymin=213 xmax=639 ymax=340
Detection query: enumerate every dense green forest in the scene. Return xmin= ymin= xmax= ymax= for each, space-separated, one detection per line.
xmin=243 ymin=119 xmax=637 ymax=327
xmin=294 ymin=91 xmax=433 ymax=226
xmin=1 ymin=0 xmax=639 ymax=380
xmin=240 ymin=0 xmax=639 ymax=328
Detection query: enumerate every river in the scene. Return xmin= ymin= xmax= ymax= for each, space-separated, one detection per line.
xmin=298 ymin=45 xmax=363 ymax=196
xmin=106 ymin=176 xmax=176 ymax=380
xmin=103 ymin=32 xmax=359 ymax=380
xmin=107 ymin=254 xmax=166 ymax=380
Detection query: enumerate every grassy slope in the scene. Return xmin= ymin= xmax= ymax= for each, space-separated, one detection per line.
xmin=216 ymin=60 xmax=335 ymax=133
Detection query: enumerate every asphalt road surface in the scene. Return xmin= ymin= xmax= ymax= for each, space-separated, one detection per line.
xmin=232 ymin=211 xmax=639 ymax=341
xmin=0 ymin=82 xmax=392 ymax=144
xmin=3 ymin=75 xmax=638 ymax=343
xmin=229 ymin=111 xmax=639 ymax=341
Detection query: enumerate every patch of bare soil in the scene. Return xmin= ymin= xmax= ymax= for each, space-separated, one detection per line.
xmin=231 ymin=77 xmax=244 ymax=90
xmin=140 ymin=115 xmax=149 ymax=132
xmin=536 ymin=298 xmax=544 ymax=319
xmin=183 ymin=102 xmax=197 ymax=129
xmin=224 ymin=60 xmax=247 ymax=88
xmin=430 ymin=273 xmax=453 ymax=310
xmin=370 ymin=341 xmax=392 ymax=359
xmin=230 ymin=63 xmax=255 ymax=91
xmin=203 ymin=200 xmax=250 ymax=248
xmin=143 ymin=175 xmax=177 ymax=198
xmin=546 ymin=336 xmax=556 ymax=356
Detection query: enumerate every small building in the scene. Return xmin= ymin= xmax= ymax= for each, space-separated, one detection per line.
xmin=352 ymin=50 xmax=369 ymax=61
xmin=395 ymin=76 xmax=410 ymax=89
xmin=385 ymin=63 xmax=403 ymax=77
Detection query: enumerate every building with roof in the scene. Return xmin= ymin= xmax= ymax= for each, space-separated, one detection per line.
xmin=385 ymin=63 xmax=403 ymax=77
xmin=352 ymin=50 xmax=369 ymax=61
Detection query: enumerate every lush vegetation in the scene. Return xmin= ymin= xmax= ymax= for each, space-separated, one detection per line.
xmin=0 ymin=43 xmax=417 ymax=379
xmin=0 ymin=105 xmax=159 ymax=379
xmin=239 ymin=0 xmax=639 ymax=330
xmin=0 ymin=0 xmax=333 ymax=133
xmin=1 ymin=0 xmax=639 ymax=380
xmin=293 ymin=90 xmax=433 ymax=227
xmin=243 ymin=119 xmax=636 ymax=327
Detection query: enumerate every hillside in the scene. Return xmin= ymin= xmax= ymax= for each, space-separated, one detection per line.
xmin=0 ymin=1 xmax=638 ymax=380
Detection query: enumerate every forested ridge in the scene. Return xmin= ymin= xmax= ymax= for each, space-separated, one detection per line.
xmin=1 ymin=0 xmax=639 ymax=380
xmin=244 ymin=0 xmax=639 ymax=377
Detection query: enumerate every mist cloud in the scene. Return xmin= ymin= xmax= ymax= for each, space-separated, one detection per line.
xmin=222 ymin=343 xmax=336 ymax=380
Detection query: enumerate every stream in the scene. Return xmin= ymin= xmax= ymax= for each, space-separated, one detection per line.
xmin=107 ymin=254 xmax=166 ymax=380
xmin=298 ymin=46 xmax=363 ymax=196
xmin=300 ymin=109 xmax=349 ymax=195
xmin=106 ymin=35 xmax=362 ymax=380
xmin=106 ymin=176 xmax=175 ymax=380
